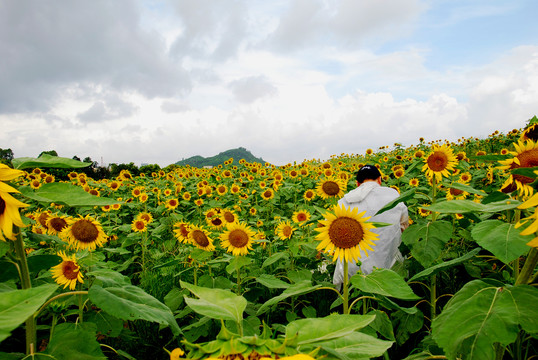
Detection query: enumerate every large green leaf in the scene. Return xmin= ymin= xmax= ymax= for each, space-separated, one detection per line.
xmin=257 ymin=280 xmax=320 ymax=315
xmin=376 ymin=189 xmax=415 ymax=216
xmin=45 ymin=323 xmax=106 ymax=359
xmin=181 ymin=281 xmax=246 ymax=324
xmin=256 ymin=274 xmax=291 ymax=289
xmin=285 ymin=314 xmax=376 ymax=345
xmin=432 ymin=280 xmax=538 ymax=360
xmin=350 ymin=268 xmax=420 ymax=300
xmin=402 ymin=221 xmax=453 ymax=267
xmin=409 ymin=248 xmax=482 ymax=281
xmin=262 ymin=252 xmax=289 ymax=268
xmin=19 ymin=182 xmax=120 ymax=207
xmin=425 ymin=199 xmax=521 ymax=214
xmin=12 ymin=154 xmax=91 ymax=169
xmin=0 ymin=283 xmax=58 ymax=342
xmin=316 ymin=332 xmax=393 ymax=359
xmin=88 ymin=285 xmax=180 ymax=336
xmin=392 ymin=308 xmax=424 ymax=346
xmin=471 ymin=220 xmax=531 ymax=264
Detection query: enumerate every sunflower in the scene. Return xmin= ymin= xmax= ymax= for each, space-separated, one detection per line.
xmin=194 ymin=199 xmax=204 ymax=207
xmin=418 ymin=206 xmax=431 ymax=217
xmin=173 ymin=221 xmax=191 ymax=244
xmin=46 ymin=214 xmax=69 ymax=236
xmin=422 ymin=144 xmax=458 ymax=181
xmin=131 ymin=216 xmax=148 ymax=231
xmin=459 ymin=172 xmax=472 ymax=183
xmin=50 ymin=251 xmax=84 ymax=290
xmin=222 ymin=209 xmax=238 ymax=224
xmin=260 ymin=188 xmax=275 ymax=201
xmin=521 ymin=123 xmax=538 ymax=142
xmin=315 ymin=178 xmax=346 ymax=200
xmin=220 ymin=222 xmax=256 ymax=256
xmin=216 ymin=184 xmax=228 ymax=196
xmin=498 ymin=139 xmax=538 ymax=196
xmin=292 ymin=209 xmax=311 ymax=225
xmin=188 ymin=225 xmax=215 ymax=251
xmin=30 ymin=179 xmax=42 ymax=189
xmin=446 ymin=186 xmax=469 ymax=200
xmin=62 ymin=215 xmax=107 ymax=251
xmin=108 ymin=180 xmax=121 ymax=191
xmin=409 ymin=178 xmax=419 ymax=187
xmin=315 ymin=204 xmax=378 ymax=263
xmin=165 ymin=198 xmax=179 ymax=211
xmin=393 ymin=168 xmax=405 ymax=179
xmin=303 ymin=189 xmax=316 ymax=201
xmin=230 ymin=184 xmax=241 ymax=194
xmin=275 ymin=220 xmax=296 ymax=240
xmin=0 ymin=166 xmax=29 ymax=241
xmin=136 ymin=212 xmax=153 ymax=224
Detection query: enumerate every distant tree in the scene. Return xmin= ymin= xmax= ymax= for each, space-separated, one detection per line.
xmin=39 ymin=150 xmax=58 ymax=157
xmin=139 ymin=164 xmax=161 ymax=175
xmin=0 ymin=148 xmax=14 ymax=165
xmin=109 ymin=162 xmax=140 ymax=178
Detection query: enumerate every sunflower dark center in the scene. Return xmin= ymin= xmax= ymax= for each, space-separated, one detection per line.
xmin=263 ymin=190 xmax=272 ymax=198
xmin=223 ymin=212 xmax=235 ymax=223
xmin=297 ymin=213 xmax=307 ymax=221
xmin=192 ymin=230 xmax=209 ymax=247
xmin=322 ymin=181 xmax=340 ymax=196
xmin=50 ymin=217 xmax=68 ymax=232
xmin=71 ymin=220 xmax=99 ymax=243
xmin=135 ymin=221 xmax=145 ymax=230
xmin=449 ymin=188 xmax=464 ymax=196
xmin=305 ymin=191 xmax=314 ymax=198
xmin=283 ymin=226 xmax=292 ymax=237
xmin=228 ymin=229 xmax=249 ymax=248
xmin=328 ymin=217 xmax=364 ymax=249
xmin=427 ymin=151 xmax=449 ymax=172
xmin=179 ymin=225 xmax=189 ymax=237
xmin=211 ymin=218 xmax=223 ymax=226
xmin=62 ymin=261 xmax=79 ymax=280
xmin=512 ymin=149 xmax=538 ymax=184
xmin=0 ymin=196 xmax=5 ymax=216
xmin=38 ymin=213 xmax=50 ymax=228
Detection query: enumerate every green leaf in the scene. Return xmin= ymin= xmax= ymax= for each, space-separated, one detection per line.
xmin=19 ymin=182 xmax=121 ymax=207
xmin=45 ymin=323 xmax=106 ymax=359
xmin=12 ymin=154 xmax=91 ymax=169
xmin=181 ymin=281 xmax=246 ymax=324
xmin=88 ymin=285 xmax=180 ymax=336
xmin=262 ymin=252 xmax=289 ymax=268
xmin=471 ymin=220 xmax=531 ymax=264
xmin=376 ymin=188 xmax=415 ymax=216
xmin=367 ymin=310 xmax=395 ymax=341
xmin=87 ymin=269 xmax=131 ymax=287
xmin=317 ymin=332 xmax=394 ymax=359
xmin=286 ymin=314 xmax=375 ymax=345
xmin=392 ymin=308 xmax=424 ymax=346
xmin=425 ymin=199 xmax=521 ymax=214
xmin=85 ymin=311 xmax=124 ymax=338
xmin=257 ymin=281 xmax=320 ymax=315
xmin=256 ymin=274 xmax=290 ymax=289
xmin=0 ymin=283 xmax=58 ymax=342
xmin=432 ymin=280 xmax=538 ymax=360
xmin=402 ymin=221 xmax=453 ymax=267
xmin=225 ymin=256 xmax=252 ymax=274
xmin=350 ymin=268 xmax=420 ymax=300
xmin=448 ymin=182 xmax=488 ymax=197
xmin=409 ymin=247 xmax=482 ymax=281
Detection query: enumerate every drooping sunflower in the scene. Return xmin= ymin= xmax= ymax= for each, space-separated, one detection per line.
xmin=188 ymin=225 xmax=215 ymax=251
xmin=521 ymin=123 xmax=538 ymax=142
xmin=220 ymin=222 xmax=256 ymax=256
xmin=62 ymin=215 xmax=107 ymax=251
xmin=292 ymin=209 xmax=311 ymax=225
xmin=315 ymin=204 xmax=378 ymax=263
xmin=422 ymin=144 xmax=458 ymax=181
xmin=498 ymin=139 xmax=538 ymax=197
xmin=136 ymin=212 xmax=153 ymax=224
xmin=275 ymin=220 xmax=296 ymax=240
xmin=315 ymin=178 xmax=346 ymax=200
xmin=50 ymin=251 xmax=84 ymax=290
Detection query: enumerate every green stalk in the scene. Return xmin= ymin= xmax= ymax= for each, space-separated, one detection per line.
xmin=431 ymin=274 xmax=437 ymax=320
xmin=515 ymin=247 xmax=538 ymax=285
xmin=343 ymin=260 xmax=349 ymax=314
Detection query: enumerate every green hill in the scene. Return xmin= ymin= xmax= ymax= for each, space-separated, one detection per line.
xmin=175 ymin=147 xmax=266 ymax=168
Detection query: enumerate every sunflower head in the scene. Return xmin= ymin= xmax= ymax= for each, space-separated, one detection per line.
xmin=275 ymin=220 xmax=296 ymax=240
xmin=188 ymin=225 xmax=215 ymax=252
xmin=292 ymin=209 xmax=311 ymax=225
xmin=498 ymin=139 xmax=538 ymax=196
xmin=50 ymin=251 xmax=84 ymax=290
xmin=421 ymin=144 xmax=458 ymax=181
xmin=315 ymin=178 xmax=346 ymax=200
xmin=63 ymin=215 xmax=107 ymax=251
xmin=219 ymin=222 xmax=256 ymax=256
xmin=315 ymin=204 xmax=378 ymax=263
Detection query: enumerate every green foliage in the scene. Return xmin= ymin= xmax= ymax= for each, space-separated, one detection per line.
xmin=175 ymin=147 xmax=266 ymax=167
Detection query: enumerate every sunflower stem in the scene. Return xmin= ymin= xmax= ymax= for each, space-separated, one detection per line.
xmin=13 ymin=226 xmax=36 ymax=355
xmin=343 ymin=260 xmax=349 ymax=314
xmin=515 ymin=247 xmax=538 ymax=285
xmin=431 ymin=274 xmax=437 ymax=320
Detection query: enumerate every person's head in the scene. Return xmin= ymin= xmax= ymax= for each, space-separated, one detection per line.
xmin=355 ymin=165 xmax=382 ymax=185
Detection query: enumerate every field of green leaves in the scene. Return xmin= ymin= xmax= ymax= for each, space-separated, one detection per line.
xmin=1 ymin=118 xmax=538 ymax=360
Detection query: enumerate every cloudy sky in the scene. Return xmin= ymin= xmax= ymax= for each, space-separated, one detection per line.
xmin=1 ymin=0 xmax=537 ymax=167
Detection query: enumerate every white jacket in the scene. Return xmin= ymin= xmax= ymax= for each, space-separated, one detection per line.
xmin=333 ymin=181 xmax=409 ymax=286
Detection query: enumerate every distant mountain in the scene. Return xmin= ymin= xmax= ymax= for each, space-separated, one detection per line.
xmin=175 ymin=147 xmax=266 ymax=167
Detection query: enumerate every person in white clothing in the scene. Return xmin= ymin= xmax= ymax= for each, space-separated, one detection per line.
xmin=333 ymin=165 xmax=409 ymax=288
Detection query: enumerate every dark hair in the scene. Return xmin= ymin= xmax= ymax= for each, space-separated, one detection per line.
xmin=355 ymin=165 xmax=381 ymax=183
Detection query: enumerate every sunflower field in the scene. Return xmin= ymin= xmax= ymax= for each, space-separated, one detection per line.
xmin=2 ymin=118 xmax=538 ymax=360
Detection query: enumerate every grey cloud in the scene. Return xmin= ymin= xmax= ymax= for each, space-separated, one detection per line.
xmin=168 ymin=0 xmax=248 ymax=61
xmin=161 ymin=100 xmax=191 ymax=113
xmin=0 ymin=1 xmax=191 ymax=114
xmin=229 ymin=76 xmax=277 ymax=103
xmin=77 ymin=94 xmax=138 ymax=123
